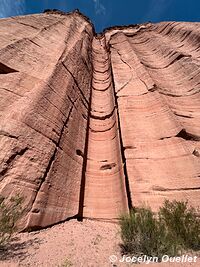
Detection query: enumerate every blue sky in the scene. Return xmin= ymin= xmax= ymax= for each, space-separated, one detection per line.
xmin=0 ymin=0 xmax=199 ymax=32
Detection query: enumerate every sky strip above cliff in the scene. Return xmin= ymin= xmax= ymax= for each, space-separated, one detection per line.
xmin=0 ymin=0 xmax=199 ymax=32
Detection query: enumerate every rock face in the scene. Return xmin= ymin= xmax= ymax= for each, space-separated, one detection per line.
xmin=0 ymin=12 xmax=93 ymax=229
xmin=0 ymin=11 xmax=199 ymax=229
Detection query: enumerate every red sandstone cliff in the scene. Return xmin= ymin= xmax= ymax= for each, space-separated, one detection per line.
xmin=0 ymin=11 xmax=199 ymax=230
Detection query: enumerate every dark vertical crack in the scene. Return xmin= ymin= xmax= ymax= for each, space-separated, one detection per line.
xmin=77 ymin=38 xmax=94 ymax=221
xmin=77 ymin=67 xmax=93 ymax=222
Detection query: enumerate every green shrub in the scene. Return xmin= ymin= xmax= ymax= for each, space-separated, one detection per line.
xmin=0 ymin=194 xmax=23 ymax=249
xmin=159 ymin=200 xmax=200 ymax=251
xmin=120 ymin=200 xmax=200 ymax=260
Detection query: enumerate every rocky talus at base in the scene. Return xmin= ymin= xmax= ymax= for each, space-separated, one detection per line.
xmin=0 ymin=11 xmax=200 ymax=230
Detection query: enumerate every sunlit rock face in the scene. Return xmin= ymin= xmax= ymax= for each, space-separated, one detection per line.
xmin=0 ymin=11 xmax=199 ymax=229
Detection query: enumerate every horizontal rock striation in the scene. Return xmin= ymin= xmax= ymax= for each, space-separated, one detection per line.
xmin=109 ymin=23 xmax=200 ymax=210
xmin=0 ymin=11 xmax=199 ymax=229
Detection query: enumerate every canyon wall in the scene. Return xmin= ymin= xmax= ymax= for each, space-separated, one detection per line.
xmin=0 ymin=12 xmax=93 ymax=229
xmin=0 ymin=11 xmax=199 ymax=229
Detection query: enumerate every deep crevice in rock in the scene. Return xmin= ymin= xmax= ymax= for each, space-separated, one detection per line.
xmin=176 ymin=129 xmax=200 ymax=141
xmin=77 ymin=59 xmax=93 ymax=222
xmin=76 ymin=149 xmax=84 ymax=157
xmin=0 ymin=62 xmax=18 ymax=74
xmin=100 ymin=163 xmax=116 ymax=170
xmin=193 ymin=149 xmax=200 ymax=157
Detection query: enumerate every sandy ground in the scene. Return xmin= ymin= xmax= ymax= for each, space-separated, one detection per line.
xmin=0 ymin=219 xmax=199 ymax=267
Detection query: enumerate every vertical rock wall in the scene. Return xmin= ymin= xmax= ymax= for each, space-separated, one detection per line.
xmin=0 ymin=13 xmax=199 ymax=228
xmin=0 ymin=12 xmax=93 ymax=229
xmin=109 ymin=22 xmax=200 ymax=211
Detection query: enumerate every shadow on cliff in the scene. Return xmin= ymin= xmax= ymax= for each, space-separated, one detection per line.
xmin=0 ymin=236 xmax=43 ymax=261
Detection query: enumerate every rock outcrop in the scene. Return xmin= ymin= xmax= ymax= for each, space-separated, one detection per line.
xmin=0 ymin=11 xmax=199 ymax=229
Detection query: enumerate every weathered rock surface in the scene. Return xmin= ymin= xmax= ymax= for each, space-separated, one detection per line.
xmin=0 ymin=11 xmax=199 ymax=229
xmin=109 ymin=23 xmax=200 ymax=210
xmin=0 ymin=12 xmax=93 ymax=229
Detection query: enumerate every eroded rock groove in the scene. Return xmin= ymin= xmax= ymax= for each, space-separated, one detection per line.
xmin=83 ymin=36 xmax=128 ymax=220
